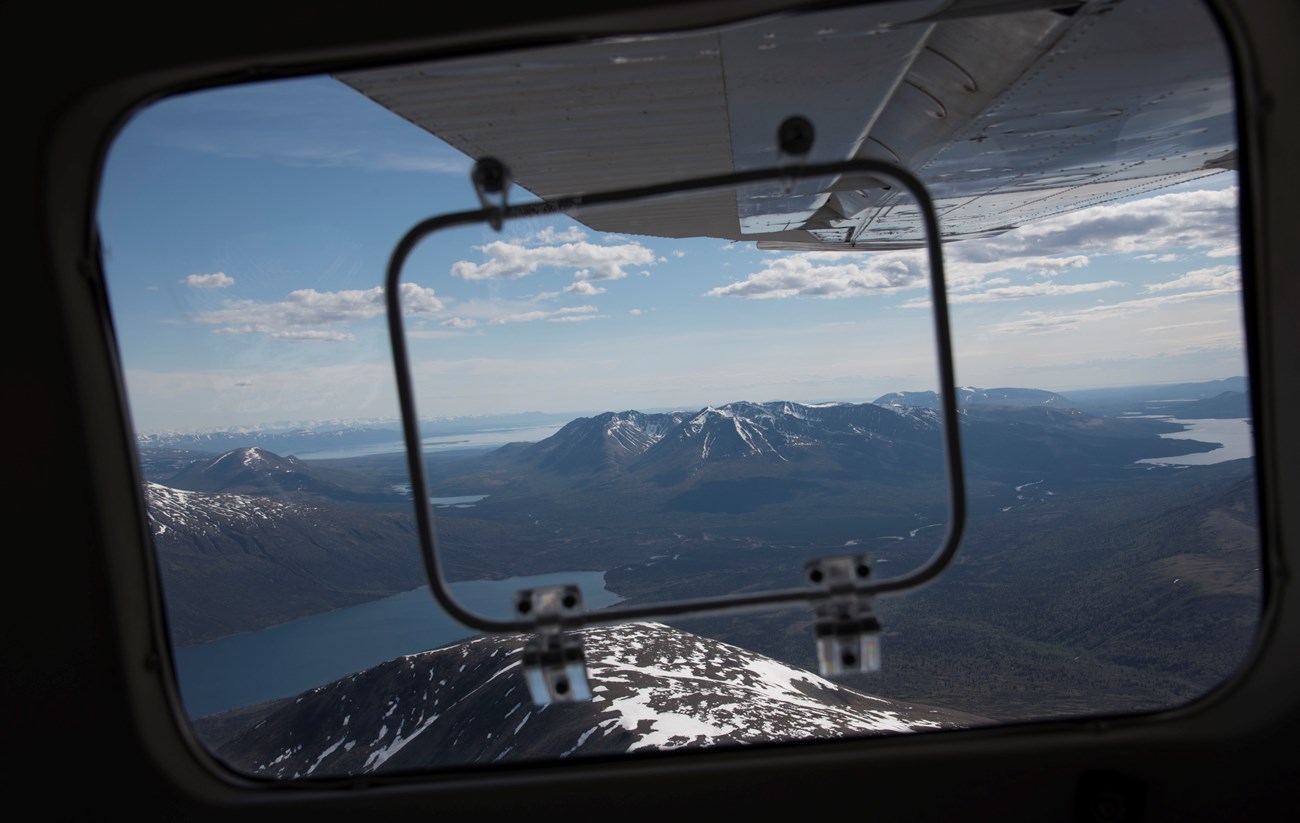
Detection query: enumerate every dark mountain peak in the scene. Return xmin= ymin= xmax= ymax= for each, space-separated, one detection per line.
xmin=519 ymin=409 xmax=690 ymax=473
xmin=165 ymin=446 xmax=389 ymax=503
xmin=168 ymin=446 xmax=305 ymax=493
xmin=214 ymin=622 xmax=976 ymax=776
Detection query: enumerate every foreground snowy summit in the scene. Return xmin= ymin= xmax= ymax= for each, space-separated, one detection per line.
xmin=216 ymin=622 xmax=979 ymax=777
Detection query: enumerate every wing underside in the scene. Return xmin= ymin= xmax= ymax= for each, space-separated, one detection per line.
xmin=336 ymin=0 xmax=1234 ymax=249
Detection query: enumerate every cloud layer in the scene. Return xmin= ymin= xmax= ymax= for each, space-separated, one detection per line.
xmin=182 ymin=272 xmax=235 ymax=289
xmin=192 ymin=283 xmax=443 ymax=341
xmin=450 ymin=238 xmax=657 ymax=283
xmin=707 ymin=187 xmax=1238 ymax=305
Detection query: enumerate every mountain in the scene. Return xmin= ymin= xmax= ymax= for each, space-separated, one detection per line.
xmin=146 ymin=481 xmax=425 ymax=644
xmin=517 ymin=410 xmax=690 ymax=473
xmin=507 ymin=401 xmax=945 ymax=479
xmin=487 ymin=398 xmax=1213 ymax=490
xmin=874 ymin=386 xmax=1072 ymax=409
xmin=212 ymin=622 xmax=981 ymax=776
xmin=164 ymin=446 xmax=398 ymax=503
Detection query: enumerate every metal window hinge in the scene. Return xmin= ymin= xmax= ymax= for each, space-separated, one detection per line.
xmin=517 ymin=584 xmax=592 ymax=705
xmin=806 ymin=554 xmax=882 ymax=676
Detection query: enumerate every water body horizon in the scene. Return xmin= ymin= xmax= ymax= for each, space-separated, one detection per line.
xmin=174 ymin=570 xmax=621 ymax=718
xmin=296 ymin=424 xmax=565 ymax=460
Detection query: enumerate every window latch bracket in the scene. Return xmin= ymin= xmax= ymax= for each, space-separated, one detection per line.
xmin=806 ymin=554 xmax=882 ymax=676
xmin=517 ymin=584 xmax=592 ymax=705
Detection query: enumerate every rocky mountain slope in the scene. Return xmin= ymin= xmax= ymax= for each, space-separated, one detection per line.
xmin=214 ymin=622 xmax=981 ymax=776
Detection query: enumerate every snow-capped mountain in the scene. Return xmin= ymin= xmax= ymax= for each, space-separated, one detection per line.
xmin=513 ymin=401 xmax=944 ymax=478
xmin=163 ymin=446 xmax=397 ymax=503
xmin=146 ymin=481 xmax=422 ymax=644
xmin=519 ymin=410 xmax=690 ymax=473
xmin=643 ymin=401 xmax=940 ymax=462
xmin=214 ymin=622 xmax=979 ymax=777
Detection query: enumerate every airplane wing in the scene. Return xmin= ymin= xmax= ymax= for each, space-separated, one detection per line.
xmin=335 ymin=0 xmax=1234 ymax=250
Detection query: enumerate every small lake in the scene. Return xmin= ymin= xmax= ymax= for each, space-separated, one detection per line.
xmin=173 ymin=570 xmax=621 ymax=718
xmin=1135 ymin=417 xmax=1254 ymax=466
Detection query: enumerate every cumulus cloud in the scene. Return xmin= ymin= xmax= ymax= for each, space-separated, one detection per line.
xmin=629 ymin=308 xmax=646 ymax=316
xmin=706 ymin=186 xmax=1237 ymax=303
xmin=524 ymin=226 xmax=587 ymax=245
xmin=705 ymin=251 xmax=927 ymax=299
xmin=564 ymin=281 xmax=607 ymax=295
xmin=707 ymin=185 xmax=1232 ymax=305
xmin=450 ymin=238 xmax=657 ymax=281
xmin=708 ymin=248 xmax=1094 ymax=300
xmin=192 ymin=283 xmax=443 ymax=341
xmin=439 ymin=317 xmax=478 ymax=328
xmin=182 ymin=272 xmax=235 ymax=289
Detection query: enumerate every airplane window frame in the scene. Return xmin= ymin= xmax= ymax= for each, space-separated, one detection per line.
xmin=48 ymin=0 xmax=1292 ymax=802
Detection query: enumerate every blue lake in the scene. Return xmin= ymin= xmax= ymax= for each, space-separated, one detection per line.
xmin=173 ymin=570 xmax=621 ymax=717
xmin=1135 ymin=417 xmax=1254 ymax=466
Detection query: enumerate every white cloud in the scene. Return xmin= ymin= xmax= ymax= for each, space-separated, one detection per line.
xmin=489 ymin=305 xmax=601 ymax=325
xmin=407 ymin=329 xmax=471 ymax=339
xmin=705 ymin=250 xmax=925 ymax=299
xmin=451 ymin=239 xmax=657 ymax=281
xmin=1143 ymin=319 xmax=1227 ymax=333
xmin=708 ymin=186 xmax=1236 ymax=303
xmin=192 ymin=283 xmax=443 ymax=340
xmin=269 ymin=330 xmax=355 ymax=342
xmin=991 ymin=288 xmax=1239 ymax=335
xmin=439 ymin=317 xmax=478 ymax=328
xmin=629 ymin=308 xmax=646 ymax=316
xmin=564 ymin=281 xmax=607 ymax=295
xmin=987 ymin=187 xmax=1238 ymax=258
xmin=1145 ymin=265 xmax=1240 ymax=293
xmin=182 ymin=272 xmax=235 ymax=289
xmin=525 ymin=226 xmax=588 ymax=245
xmin=708 ymin=250 xmax=1092 ymax=300
xmin=904 ymin=279 xmax=1122 ymax=308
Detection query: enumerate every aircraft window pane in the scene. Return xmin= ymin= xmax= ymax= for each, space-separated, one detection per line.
xmin=96 ymin=0 xmax=1258 ymax=779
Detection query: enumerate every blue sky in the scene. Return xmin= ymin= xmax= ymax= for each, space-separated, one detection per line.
xmin=98 ymin=75 xmax=1246 ymax=433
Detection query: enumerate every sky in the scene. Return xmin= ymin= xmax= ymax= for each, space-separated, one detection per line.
xmin=97 ymin=75 xmax=1246 ymax=434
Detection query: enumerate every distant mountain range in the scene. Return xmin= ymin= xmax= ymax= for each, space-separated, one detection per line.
xmin=209 ymin=622 xmax=982 ymax=776
xmin=135 ymin=411 xmax=579 ymax=454
xmin=145 ymin=393 xmax=1238 ymax=643
xmin=489 ymin=397 xmax=1219 ymax=489
xmin=507 ymin=401 xmax=943 ymax=480
xmin=874 ymin=386 xmax=1071 ymax=409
